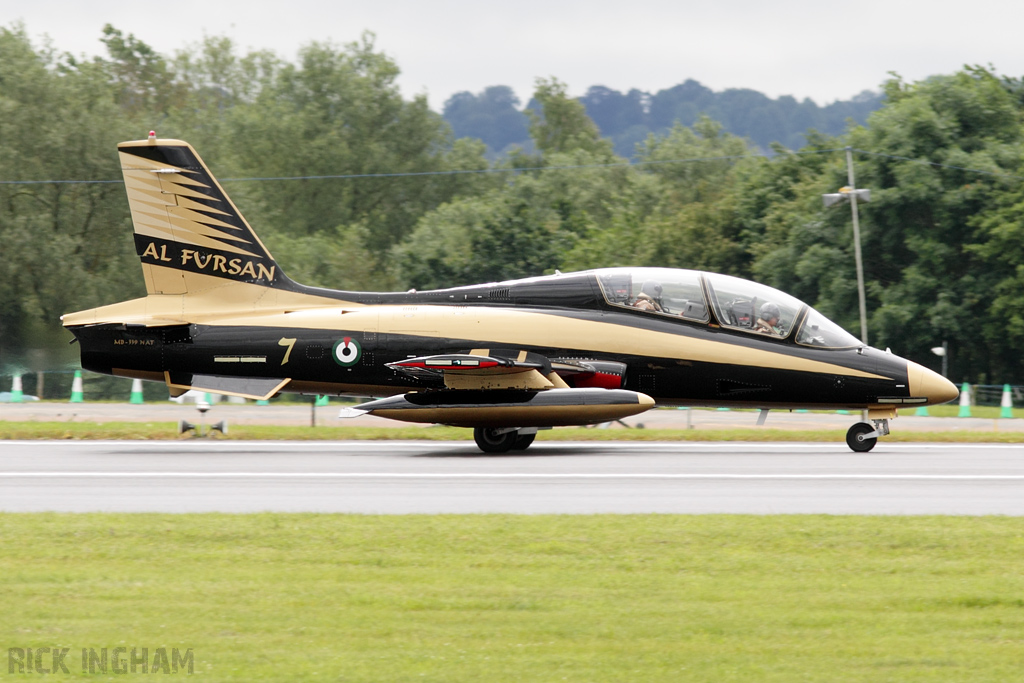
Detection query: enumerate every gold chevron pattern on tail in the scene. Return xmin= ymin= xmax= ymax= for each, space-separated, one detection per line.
xmin=119 ymin=149 xmax=262 ymax=258
xmin=116 ymin=139 xmax=284 ymax=296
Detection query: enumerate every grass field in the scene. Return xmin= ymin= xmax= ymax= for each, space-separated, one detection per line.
xmin=2 ymin=514 xmax=1023 ymax=681
xmin=2 ymin=420 xmax=1024 ymax=443
xmin=896 ymin=404 xmax=1021 ymax=419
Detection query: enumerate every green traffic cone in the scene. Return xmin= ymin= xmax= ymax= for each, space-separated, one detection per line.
xmin=957 ymin=383 xmax=971 ymax=417
xmin=256 ymin=399 xmax=270 ymax=405
xmin=914 ymin=406 xmax=929 ymax=416
xmin=70 ymin=371 xmax=84 ymax=403
xmin=1000 ymin=384 xmax=1013 ymax=419
xmin=10 ymin=375 xmax=23 ymax=403
xmin=315 ymin=395 xmax=329 ymax=407
xmin=129 ymin=378 xmax=144 ymax=404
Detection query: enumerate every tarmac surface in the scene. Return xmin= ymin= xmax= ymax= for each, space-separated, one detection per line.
xmin=2 ymin=440 xmax=1023 ymax=514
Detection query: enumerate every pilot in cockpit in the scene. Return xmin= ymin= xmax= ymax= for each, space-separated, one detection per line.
xmin=632 ymin=281 xmax=664 ymax=312
xmin=753 ymin=302 xmax=783 ymax=336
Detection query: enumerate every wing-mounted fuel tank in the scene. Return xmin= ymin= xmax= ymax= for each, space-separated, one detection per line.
xmin=340 ymin=387 xmax=654 ymax=428
xmin=369 ymin=350 xmax=645 ymax=427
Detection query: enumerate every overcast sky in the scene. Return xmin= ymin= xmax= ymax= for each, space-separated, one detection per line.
xmin=8 ymin=0 xmax=1023 ymax=110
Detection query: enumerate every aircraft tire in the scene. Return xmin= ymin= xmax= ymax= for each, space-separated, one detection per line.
xmin=512 ymin=433 xmax=536 ymax=450
xmin=474 ymin=427 xmax=518 ymax=453
xmin=846 ymin=422 xmax=877 ymax=452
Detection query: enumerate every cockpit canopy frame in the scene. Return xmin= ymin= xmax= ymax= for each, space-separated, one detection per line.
xmin=593 ymin=267 xmax=861 ymax=349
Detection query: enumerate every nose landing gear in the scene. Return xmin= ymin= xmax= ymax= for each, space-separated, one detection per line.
xmin=845 ymin=419 xmax=890 ymax=452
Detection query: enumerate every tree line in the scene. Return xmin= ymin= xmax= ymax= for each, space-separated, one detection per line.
xmin=2 ymin=23 xmax=1024 ymax=385
xmin=444 ymin=81 xmax=884 ymax=158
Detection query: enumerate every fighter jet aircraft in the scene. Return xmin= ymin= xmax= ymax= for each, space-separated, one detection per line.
xmin=62 ymin=136 xmax=959 ymax=452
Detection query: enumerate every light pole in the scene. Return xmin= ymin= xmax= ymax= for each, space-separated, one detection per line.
xmin=823 ymin=146 xmax=871 ymax=346
xmin=931 ymin=341 xmax=948 ymax=378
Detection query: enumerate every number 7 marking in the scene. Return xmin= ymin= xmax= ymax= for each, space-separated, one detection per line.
xmin=278 ymin=337 xmax=297 ymax=365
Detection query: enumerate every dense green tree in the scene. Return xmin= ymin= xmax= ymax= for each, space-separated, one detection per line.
xmin=730 ymin=133 xmax=860 ymax=324
xmin=0 ymin=25 xmax=143 ymax=372
xmin=738 ymin=69 xmax=1024 ymax=381
xmin=443 ymin=86 xmax=530 ymax=157
xmin=527 ymin=78 xmax=613 ymax=157
xmin=225 ymin=34 xmax=492 ymax=259
xmin=162 ymin=36 xmax=280 ymax=158
xmin=440 ymin=78 xmax=885 ymax=158
xmin=99 ymin=24 xmax=192 ymax=117
xmin=395 ymin=81 xmax=627 ymax=289
xmin=394 ymin=143 xmax=643 ymax=289
xmin=971 ymin=182 xmax=1024 ymax=379
xmin=577 ymin=86 xmax=650 ymax=155
xmin=392 ymin=190 xmax=567 ymax=289
xmin=848 ymin=69 xmax=1022 ymax=381
xmin=644 ymin=80 xmax=883 ymax=153
xmin=561 ymin=117 xmax=755 ymax=274
xmin=5 ymin=20 xmax=1024 ymax=387
xmin=0 ymin=26 xmax=492 ymax=373
xmin=578 ymin=86 xmax=647 ymax=134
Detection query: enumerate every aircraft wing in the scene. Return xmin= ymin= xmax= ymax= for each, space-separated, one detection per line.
xmin=345 ymin=350 xmax=652 ymax=428
xmin=387 ymin=351 xmax=630 ymax=391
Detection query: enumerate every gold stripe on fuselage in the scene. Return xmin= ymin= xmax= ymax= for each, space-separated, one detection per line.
xmin=200 ymin=303 xmax=889 ymax=380
xmin=63 ymin=260 xmax=886 ymax=381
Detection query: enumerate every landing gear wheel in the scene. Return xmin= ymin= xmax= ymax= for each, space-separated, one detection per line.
xmin=474 ymin=427 xmax=518 ymax=453
xmin=513 ymin=433 xmax=536 ymax=450
xmin=846 ymin=422 xmax=877 ymax=452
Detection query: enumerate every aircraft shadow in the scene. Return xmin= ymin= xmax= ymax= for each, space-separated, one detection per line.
xmin=412 ymin=445 xmax=622 ymax=459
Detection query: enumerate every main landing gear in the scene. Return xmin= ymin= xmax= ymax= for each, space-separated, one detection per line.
xmin=845 ymin=419 xmax=890 ymax=452
xmin=473 ymin=427 xmax=537 ymax=453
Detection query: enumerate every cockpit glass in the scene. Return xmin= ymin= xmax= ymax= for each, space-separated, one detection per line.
xmin=704 ymin=273 xmax=803 ymax=339
xmin=796 ymin=308 xmax=862 ymax=348
xmin=596 ymin=268 xmax=709 ymax=322
xmin=596 ymin=268 xmax=860 ymax=348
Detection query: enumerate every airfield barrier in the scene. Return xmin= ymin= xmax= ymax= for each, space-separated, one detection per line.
xmin=973 ymin=384 xmax=1024 ymax=407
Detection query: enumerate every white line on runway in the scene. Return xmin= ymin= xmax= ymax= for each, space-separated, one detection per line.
xmin=2 ymin=440 xmax=1022 ymax=450
xmin=3 ymin=472 xmax=1024 ymax=480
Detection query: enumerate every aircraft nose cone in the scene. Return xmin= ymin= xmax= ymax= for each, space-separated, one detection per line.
xmin=907 ymin=361 xmax=959 ymax=405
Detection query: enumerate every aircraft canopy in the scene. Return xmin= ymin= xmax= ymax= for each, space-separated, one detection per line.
xmin=594 ymin=268 xmax=861 ymax=349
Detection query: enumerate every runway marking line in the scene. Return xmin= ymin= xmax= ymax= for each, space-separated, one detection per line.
xmin=2 ymin=440 xmax=1023 ymax=451
xmin=2 ymin=472 xmax=1024 ymax=480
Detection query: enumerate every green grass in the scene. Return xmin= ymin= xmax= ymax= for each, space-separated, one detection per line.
xmin=2 ymin=514 xmax=1024 ymax=681
xmin=2 ymin=420 xmax=1023 ymax=442
xmin=897 ymin=404 xmax=1021 ymax=419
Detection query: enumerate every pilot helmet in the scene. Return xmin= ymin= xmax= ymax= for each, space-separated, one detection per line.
xmin=641 ymin=281 xmax=663 ymax=299
xmin=760 ymin=302 xmax=781 ymax=322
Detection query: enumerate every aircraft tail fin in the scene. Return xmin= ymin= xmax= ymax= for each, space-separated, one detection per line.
xmin=118 ymin=137 xmax=291 ymax=296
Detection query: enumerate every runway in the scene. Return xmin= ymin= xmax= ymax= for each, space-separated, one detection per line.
xmin=2 ymin=440 xmax=1023 ymax=514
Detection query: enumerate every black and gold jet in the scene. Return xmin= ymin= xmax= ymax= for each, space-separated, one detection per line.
xmin=63 ymin=136 xmax=959 ymax=452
